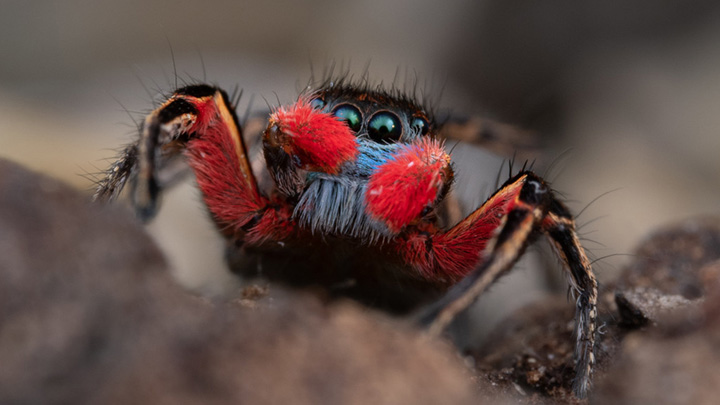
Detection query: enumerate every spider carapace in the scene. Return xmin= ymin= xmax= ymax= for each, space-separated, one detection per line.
xmin=95 ymin=80 xmax=598 ymax=397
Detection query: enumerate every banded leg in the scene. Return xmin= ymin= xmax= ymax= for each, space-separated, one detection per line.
xmin=94 ymin=85 xmax=291 ymax=242
xmin=438 ymin=115 xmax=540 ymax=159
xmin=542 ymin=201 xmax=598 ymax=396
xmin=414 ymin=171 xmax=597 ymax=398
xmin=93 ymin=142 xmax=138 ymax=203
xmin=93 ymin=140 xmax=192 ymax=210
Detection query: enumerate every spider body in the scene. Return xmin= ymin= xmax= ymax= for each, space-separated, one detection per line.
xmin=95 ymin=80 xmax=598 ymax=397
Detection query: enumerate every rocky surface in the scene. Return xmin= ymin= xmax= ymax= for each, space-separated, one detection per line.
xmin=592 ymin=220 xmax=720 ymax=405
xmin=0 ymin=158 xmax=476 ymax=405
xmin=464 ymin=218 xmax=720 ymax=404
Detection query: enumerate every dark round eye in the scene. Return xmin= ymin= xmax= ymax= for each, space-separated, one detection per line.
xmin=332 ymin=104 xmax=362 ymax=132
xmin=411 ymin=117 xmax=430 ymax=136
xmin=310 ymin=98 xmax=325 ymax=110
xmin=368 ymin=112 xmax=402 ymax=143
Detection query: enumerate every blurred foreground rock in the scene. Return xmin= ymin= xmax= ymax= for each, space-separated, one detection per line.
xmin=0 ymin=158 xmax=476 ymax=405
xmin=593 ymin=219 xmax=720 ymax=405
xmin=616 ymin=217 xmax=720 ymax=299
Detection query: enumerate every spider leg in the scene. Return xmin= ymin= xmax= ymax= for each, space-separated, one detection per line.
xmin=542 ymin=200 xmax=598 ymax=397
xmin=418 ymin=173 xmax=547 ymax=331
xmin=134 ymin=85 xmax=264 ymax=222
xmin=438 ymin=114 xmax=541 ymax=159
xmin=93 ymin=141 xmax=138 ymax=202
xmin=94 ymin=141 xmax=194 ymax=203
xmin=413 ymin=171 xmax=597 ymax=398
xmin=95 ymin=85 xmax=298 ymax=244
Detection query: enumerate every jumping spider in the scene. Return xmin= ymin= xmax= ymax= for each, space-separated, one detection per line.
xmin=94 ymin=77 xmax=598 ymax=398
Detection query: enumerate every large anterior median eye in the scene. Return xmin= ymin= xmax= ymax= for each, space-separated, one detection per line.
xmin=368 ymin=111 xmax=402 ymax=143
xmin=332 ymin=104 xmax=362 ymax=132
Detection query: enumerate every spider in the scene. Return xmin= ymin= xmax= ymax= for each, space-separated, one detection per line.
xmin=94 ymin=77 xmax=598 ymax=398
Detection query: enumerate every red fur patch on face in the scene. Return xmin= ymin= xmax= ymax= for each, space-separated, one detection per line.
xmin=366 ymin=138 xmax=451 ymax=233
xmin=269 ymin=100 xmax=358 ymax=174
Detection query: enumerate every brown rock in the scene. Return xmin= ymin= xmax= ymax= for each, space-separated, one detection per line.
xmin=467 ymin=217 xmax=720 ymax=404
xmin=470 ymin=296 xmax=617 ymax=404
xmin=593 ymin=218 xmax=720 ymax=404
xmin=615 ymin=287 xmax=701 ymax=328
xmin=0 ymin=158 xmax=478 ymax=405
xmin=616 ymin=217 xmax=720 ymax=299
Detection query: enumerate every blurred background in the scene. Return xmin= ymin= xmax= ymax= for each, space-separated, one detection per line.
xmin=2 ymin=0 xmax=719 ymax=342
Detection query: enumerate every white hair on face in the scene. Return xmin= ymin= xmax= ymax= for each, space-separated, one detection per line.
xmin=293 ymin=173 xmax=391 ymax=243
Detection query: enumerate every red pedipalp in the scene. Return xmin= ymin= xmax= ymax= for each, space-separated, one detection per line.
xmin=366 ymin=138 xmax=450 ymax=233
xmin=269 ymin=100 xmax=359 ymax=174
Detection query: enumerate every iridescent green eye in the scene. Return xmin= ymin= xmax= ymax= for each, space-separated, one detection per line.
xmin=368 ymin=112 xmax=402 ymax=143
xmin=310 ymin=98 xmax=325 ymax=110
xmin=332 ymin=104 xmax=362 ymax=132
xmin=411 ymin=117 xmax=430 ymax=135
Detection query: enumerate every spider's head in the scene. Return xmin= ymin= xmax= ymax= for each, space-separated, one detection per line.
xmin=306 ymin=84 xmax=434 ymax=144
xmin=263 ymin=84 xmax=438 ymax=191
xmin=262 ymin=84 xmax=453 ymax=240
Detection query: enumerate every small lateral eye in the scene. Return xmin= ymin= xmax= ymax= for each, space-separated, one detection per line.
xmin=332 ymin=104 xmax=363 ymax=132
xmin=310 ymin=98 xmax=325 ymax=110
xmin=411 ymin=117 xmax=430 ymax=136
xmin=368 ymin=111 xmax=402 ymax=143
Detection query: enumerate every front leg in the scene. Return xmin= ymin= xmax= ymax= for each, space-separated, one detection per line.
xmin=409 ymin=171 xmax=597 ymax=398
xmin=94 ymin=85 xmax=297 ymax=244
